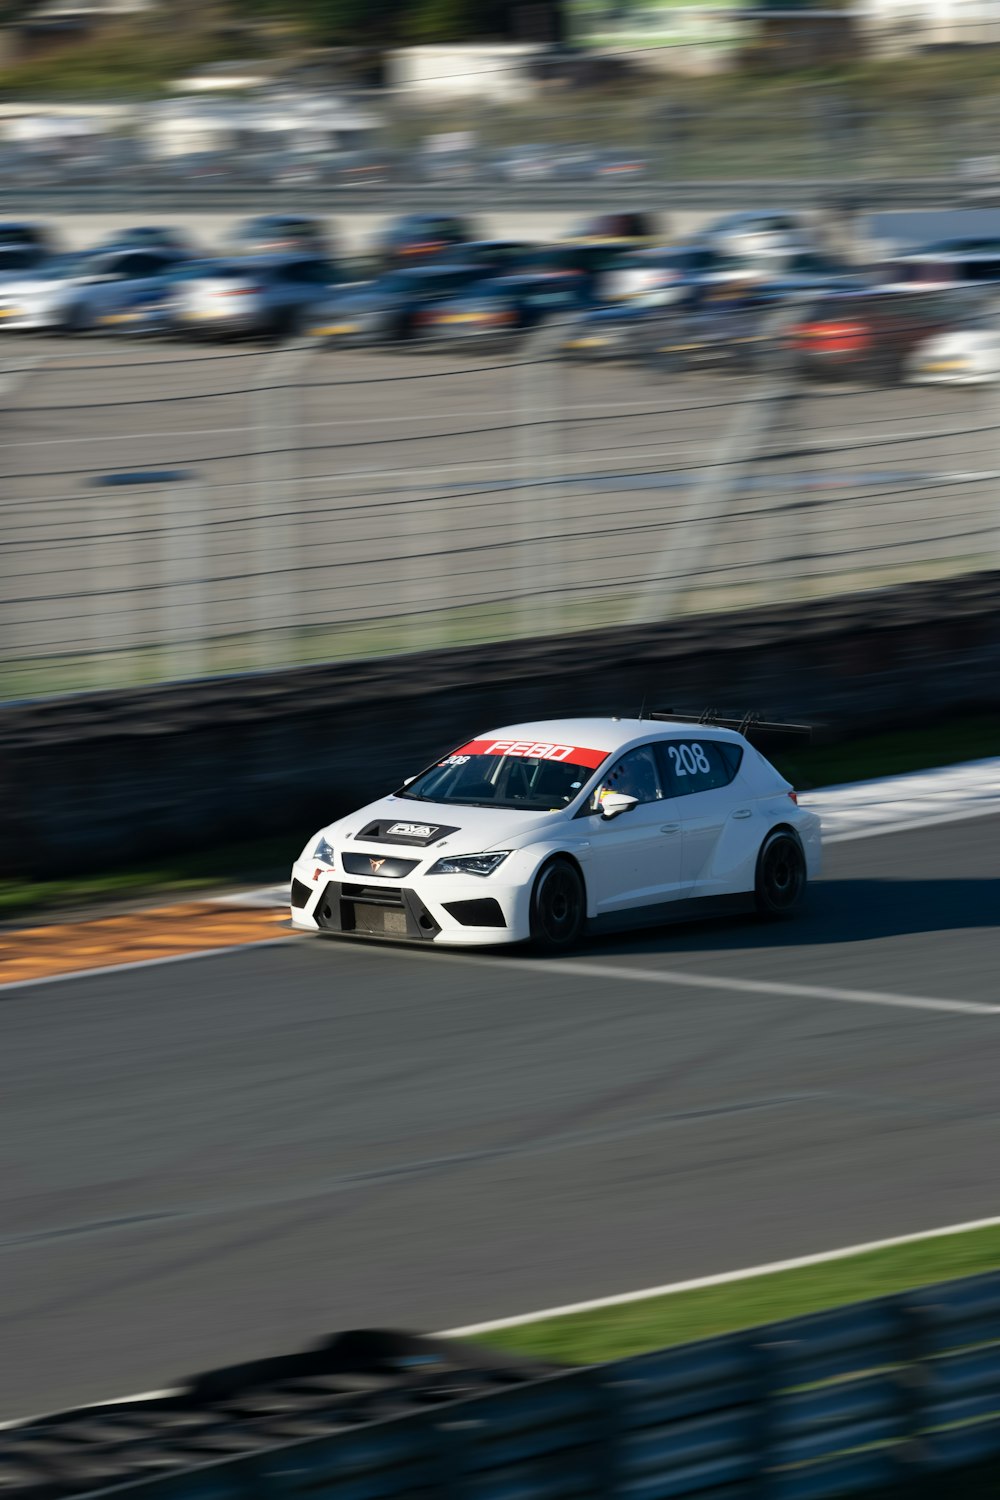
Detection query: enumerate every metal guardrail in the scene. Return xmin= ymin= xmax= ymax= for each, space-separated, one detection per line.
xmin=4 ymin=1270 xmax=1000 ymax=1500
xmin=0 ymin=179 xmax=977 ymax=213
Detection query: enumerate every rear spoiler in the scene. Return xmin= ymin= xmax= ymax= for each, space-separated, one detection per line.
xmin=650 ymin=710 xmax=812 ymax=741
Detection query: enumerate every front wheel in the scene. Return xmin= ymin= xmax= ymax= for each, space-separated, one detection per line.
xmin=754 ymin=831 xmax=807 ymax=918
xmin=529 ymin=858 xmax=586 ymax=952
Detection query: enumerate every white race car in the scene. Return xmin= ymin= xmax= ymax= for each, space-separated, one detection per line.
xmin=290 ymin=716 xmax=822 ymax=950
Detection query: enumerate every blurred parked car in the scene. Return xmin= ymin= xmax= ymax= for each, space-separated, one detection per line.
xmin=601 ymin=245 xmax=747 ymax=305
xmin=307 ymin=264 xmax=492 ymax=346
xmin=645 ymin=291 xmax=785 ymax=376
xmin=413 ymin=265 xmax=590 ymax=347
xmin=560 ymin=299 xmax=663 ymax=359
xmin=0 ymin=222 xmax=55 ymax=274
xmin=441 ymin=240 xmax=538 ymax=273
xmin=592 ymin=149 xmax=649 ymax=184
xmin=153 ymin=150 xmax=235 ymax=186
xmin=696 ymin=211 xmax=815 ymax=264
xmin=169 ymin=253 xmax=339 ymax=339
xmin=0 ymin=247 xmax=188 ymax=332
xmin=881 ymin=240 xmax=1000 ymax=290
xmin=231 ymin=214 xmax=334 ymax=257
xmin=332 ymin=149 xmax=400 ymax=187
xmin=560 ymin=277 xmax=755 ymax=363
xmin=908 ymin=297 xmax=1000 ymax=384
xmin=531 ymin=242 xmax=638 ymax=301
xmin=786 ymin=289 xmax=970 ymax=383
xmin=565 ymin=211 xmax=658 ymax=244
xmin=373 ymin=214 xmax=478 ymax=270
xmin=96 ymin=225 xmax=195 ymax=255
xmin=491 ymin=145 xmax=629 ymax=183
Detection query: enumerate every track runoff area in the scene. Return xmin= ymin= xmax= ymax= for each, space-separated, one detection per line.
xmin=0 ymin=762 xmax=999 ymax=1420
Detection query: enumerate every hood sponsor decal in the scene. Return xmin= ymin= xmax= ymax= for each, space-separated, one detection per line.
xmin=452 ymin=738 xmax=609 ymax=770
xmin=356 ymin=819 xmax=460 ymax=847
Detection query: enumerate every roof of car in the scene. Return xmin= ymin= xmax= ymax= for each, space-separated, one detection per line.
xmin=478 ymin=717 xmax=744 ymax=752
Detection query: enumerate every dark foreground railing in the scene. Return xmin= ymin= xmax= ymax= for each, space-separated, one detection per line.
xmin=4 ymin=1269 xmax=1000 ymax=1500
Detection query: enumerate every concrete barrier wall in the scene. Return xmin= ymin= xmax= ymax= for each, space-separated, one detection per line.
xmin=2 ymin=570 xmax=998 ymax=877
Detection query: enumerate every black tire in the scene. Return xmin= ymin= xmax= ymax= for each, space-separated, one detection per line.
xmin=529 ymin=857 xmax=586 ymax=953
xmin=754 ymin=831 xmax=807 ymax=918
xmin=60 ymin=304 xmax=86 ymax=334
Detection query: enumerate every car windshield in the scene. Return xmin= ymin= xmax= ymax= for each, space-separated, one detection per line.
xmin=399 ymin=737 xmax=611 ymax=810
xmin=0 ymin=248 xmax=40 ymax=270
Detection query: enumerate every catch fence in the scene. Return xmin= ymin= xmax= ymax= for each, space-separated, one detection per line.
xmin=2 ymin=325 xmax=999 ymax=701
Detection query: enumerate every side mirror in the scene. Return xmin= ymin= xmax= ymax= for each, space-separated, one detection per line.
xmin=600 ymin=792 xmax=638 ymax=820
xmin=402 ymin=775 xmax=417 ymax=786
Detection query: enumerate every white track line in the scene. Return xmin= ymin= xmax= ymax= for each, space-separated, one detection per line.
xmin=442 ymin=954 xmax=1000 ymax=1016
xmin=440 ymin=1213 xmax=1000 ymax=1337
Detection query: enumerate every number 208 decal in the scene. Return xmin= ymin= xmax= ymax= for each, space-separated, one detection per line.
xmin=666 ymin=742 xmax=712 ymax=777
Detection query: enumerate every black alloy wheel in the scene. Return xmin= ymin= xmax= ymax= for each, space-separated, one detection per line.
xmin=530 ymin=858 xmax=586 ymax=952
xmin=754 ymin=831 xmax=807 ymax=917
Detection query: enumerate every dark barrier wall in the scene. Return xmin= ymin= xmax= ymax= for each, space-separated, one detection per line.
xmin=2 ymin=570 xmax=999 ymax=877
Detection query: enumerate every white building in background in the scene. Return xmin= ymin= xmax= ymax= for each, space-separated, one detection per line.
xmin=860 ymin=0 xmax=1000 ymax=50
xmin=387 ymin=45 xmax=548 ymax=104
xmin=23 ymin=0 xmax=155 ymax=19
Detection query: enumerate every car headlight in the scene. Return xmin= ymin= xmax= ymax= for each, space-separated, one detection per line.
xmin=426 ymin=851 xmax=511 ymax=877
xmin=312 ymin=835 xmax=336 ymax=865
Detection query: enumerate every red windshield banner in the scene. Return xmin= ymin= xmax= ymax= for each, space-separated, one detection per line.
xmin=452 ymin=738 xmax=609 ymax=770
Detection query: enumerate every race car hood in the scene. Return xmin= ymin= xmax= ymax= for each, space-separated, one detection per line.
xmin=324 ymin=795 xmax=566 ymax=854
xmin=0 ymin=275 xmax=72 ymax=297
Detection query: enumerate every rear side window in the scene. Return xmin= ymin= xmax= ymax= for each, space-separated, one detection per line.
xmin=655 ymin=739 xmax=743 ymax=797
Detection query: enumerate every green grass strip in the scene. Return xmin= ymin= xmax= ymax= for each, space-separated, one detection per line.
xmin=475 ymin=1224 xmax=1000 ymax=1364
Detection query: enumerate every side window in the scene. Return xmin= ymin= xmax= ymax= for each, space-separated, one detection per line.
xmin=119 ymin=253 xmax=160 ymax=278
xmin=655 ymin=739 xmax=743 ymax=798
xmin=587 ymin=744 xmax=663 ymax=811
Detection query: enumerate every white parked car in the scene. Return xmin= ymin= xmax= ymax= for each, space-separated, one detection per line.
xmin=0 ymin=247 xmax=186 ymax=332
xmin=290 ymin=716 xmax=821 ymax=950
xmin=697 ymin=211 xmax=815 ymax=267
xmin=908 ymin=318 xmax=1000 ymax=384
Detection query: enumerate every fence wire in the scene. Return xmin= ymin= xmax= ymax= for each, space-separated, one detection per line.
xmin=1 ymin=328 xmax=999 ymax=701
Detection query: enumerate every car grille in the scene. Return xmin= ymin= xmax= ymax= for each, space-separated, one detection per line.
xmin=313 ymin=879 xmax=439 ymax=941
xmin=340 ymin=853 xmax=418 ymax=880
xmin=341 ymin=882 xmax=405 ymax=906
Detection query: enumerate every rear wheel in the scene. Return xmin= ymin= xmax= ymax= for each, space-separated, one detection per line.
xmin=529 ymin=858 xmax=585 ymax=952
xmin=754 ymin=831 xmax=806 ymax=917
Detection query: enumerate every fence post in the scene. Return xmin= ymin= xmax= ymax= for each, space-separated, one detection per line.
xmin=516 ymin=322 xmax=567 ymax=638
xmin=252 ymin=341 xmax=312 ymax=670
xmin=630 ymin=307 xmax=799 ymax=626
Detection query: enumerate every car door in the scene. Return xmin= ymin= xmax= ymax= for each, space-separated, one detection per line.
xmin=580 ymin=743 xmax=685 ymax=915
xmin=655 ymin=738 xmax=747 ymax=894
xmin=99 ymin=251 xmax=167 ymax=316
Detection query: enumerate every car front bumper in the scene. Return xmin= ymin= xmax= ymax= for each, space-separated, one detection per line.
xmin=0 ymin=307 xmax=57 ymax=330
xmin=289 ymin=856 xmax=532 ymax=945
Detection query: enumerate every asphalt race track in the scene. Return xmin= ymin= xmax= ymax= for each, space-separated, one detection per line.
xmin=2 ymin=814 xmax=999 ymax=1420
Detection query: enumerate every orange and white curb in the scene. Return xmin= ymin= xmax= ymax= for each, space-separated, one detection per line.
xmin=0 ymin=902 xmax=290 ymax=992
